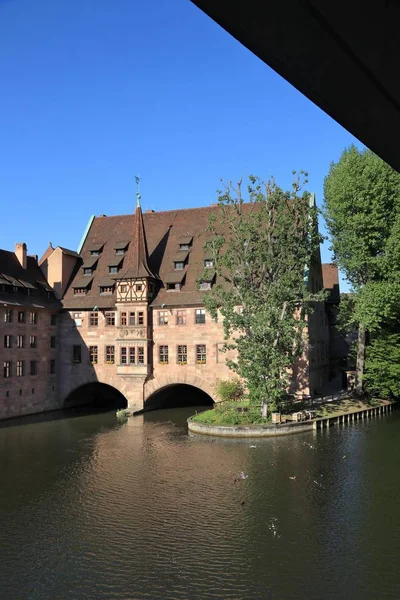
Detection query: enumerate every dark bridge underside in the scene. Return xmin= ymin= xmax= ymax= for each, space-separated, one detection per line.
xmin=145 ymin=384 xmax=214 ymax=411
xmin=64 ymin=383 xmax=128 ymax=410
xmin=191 ymin=0 xmax=400 ymax=173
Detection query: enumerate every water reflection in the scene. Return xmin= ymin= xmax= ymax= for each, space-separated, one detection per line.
xmin=1 ymin=407 xmax=400 ymax=599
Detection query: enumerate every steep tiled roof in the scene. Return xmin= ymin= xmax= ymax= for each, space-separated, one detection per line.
xmin=322 ymin=263 xmax=340 ymax=302
xmin=62 ymin=205 xmax=228 ymax=309
xmin=0 ymin=249 xmax=60 ymax=309
xmin=118 ymin=205 xmax=156 ymax=280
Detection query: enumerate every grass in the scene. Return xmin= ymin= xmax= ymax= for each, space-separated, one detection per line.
xmin=315 ymin=396 xmax=390 ymax=418
xmin=191 ymin=400 xmax=271 ymax=426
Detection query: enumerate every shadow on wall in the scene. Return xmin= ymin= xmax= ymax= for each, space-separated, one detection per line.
xmin=145 ymin=384 xmax=214 ymax=412
xmin=63 ymin=382 xmax=128 ymax=411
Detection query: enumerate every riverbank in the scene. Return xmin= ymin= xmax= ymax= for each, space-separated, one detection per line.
xmin=188 ymin=397 xmax=394 ymax=437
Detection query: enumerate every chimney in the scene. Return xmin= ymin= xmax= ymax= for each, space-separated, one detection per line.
xmin=15 ymin=243 xmax=27 ymax=269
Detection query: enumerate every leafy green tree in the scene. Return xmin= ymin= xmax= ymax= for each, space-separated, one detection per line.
xmin=364 ymin=331 xmax=400 ymax=399
xmin=323 ymin=146 xmax=400 ymax=395
xmin=202 ymin=173 xmax=322 ymax=413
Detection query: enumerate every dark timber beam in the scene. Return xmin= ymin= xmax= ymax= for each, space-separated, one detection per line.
xmin=191 ymin=1 xmax=400 ymax=172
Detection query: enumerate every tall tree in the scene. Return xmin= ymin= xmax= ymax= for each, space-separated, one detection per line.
xmin=202 ymin=173 xmax=322 ymax=412
xmin=323 ymin=146 xmax=400 ymax=394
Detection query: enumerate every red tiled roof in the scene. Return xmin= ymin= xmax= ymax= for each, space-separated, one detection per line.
xmin=0 ymin=249 xmax=60 ymax=309
xmin=63 ymin=205 xmax=229 ymax=309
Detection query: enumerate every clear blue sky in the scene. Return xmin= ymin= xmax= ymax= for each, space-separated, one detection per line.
xmin=1 ymin=0 xmax=361 ymax=289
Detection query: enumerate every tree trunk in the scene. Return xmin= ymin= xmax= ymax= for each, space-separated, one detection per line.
xmin=355 ymin=323 xmax=366 ymax=396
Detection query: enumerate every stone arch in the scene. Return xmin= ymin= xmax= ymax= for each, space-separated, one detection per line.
xmin=144 ymin=374 xmax=216 ymax=404
xmin=63 ymin=382 xmax=128 ymax=410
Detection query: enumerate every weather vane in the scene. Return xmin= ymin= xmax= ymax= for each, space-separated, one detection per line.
xmin=135 ymin=175 xmax=141 ymax=208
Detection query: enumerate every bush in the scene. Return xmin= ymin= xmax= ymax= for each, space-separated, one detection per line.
xmin=214 ymin=378 xmax=244 ymax=403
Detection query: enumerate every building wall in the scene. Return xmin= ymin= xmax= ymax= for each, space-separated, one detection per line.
xmin=0 ymin=304 xmax=59 ymax=420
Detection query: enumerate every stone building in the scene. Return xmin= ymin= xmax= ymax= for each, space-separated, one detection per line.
xmin=58 ymin=197 xmax=330 ymax=412
xmin=0 ymin=243 xmax=60 ymax=419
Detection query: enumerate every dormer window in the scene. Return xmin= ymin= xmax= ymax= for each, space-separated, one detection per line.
xmin=167 ymin=282 xmax=182 ymax=290
xmin=178 ymin=236 xmax=193 ymax=252
xmin=83 ymin=268 xmax=92 ymax=276
xmin=174 ymin=262 xmax=184 ymax=271
xmin=100 ymin=286 xmax=114 ymax=295
xmin=199 ymin=281 xmax=211 ymax=290
xmin=89 ymin=243 xmax=104 ymax=257
xmin=204 ymin=259 xmax=213 ymax=268
xmin=199 ymin=269 xmax=215 ymax=291
xmin=165 ymin=272 xmax=185 ymax=291
xmin=115 ymin=241 xmax=129 ymax=256
xmin=108 ymin=257 xmax=123 ymax=274
xmin=74 ymin=287 xmax=86 ymax=295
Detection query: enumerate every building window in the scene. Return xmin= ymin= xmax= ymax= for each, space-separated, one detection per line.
xmin=167 ymin=283 xmax=181 ymax=290
xmin=136 ymin=284 xmax=142 ymax=292
xmin=50 ymin=336 xmax=56 ymax=348
xmin=89 ymin=346 xmax=98 ymax=364
xmin=129 ymin=312 xmax=136 ymax=326
xmin=30 ymin=335 xmax=37 ymax=349
xmin=100 ymin=286 xmax=114 ymax=294
xmin=16 ymin=361 xmax=24 ymax=377
xmin=89 ymin=312 xmax=98 ymax=327
xmin=30 ymin=360 xmax=37 ymax=376
xmin=120 ymin=312 xmax=127 ymax=326
xmin=17 ymin=335 xmax=24 ymax=348
xmin=120 ymin=347 xmax=127 ymax=364
xmin=50 ymin=359 xmax=56 ymax=374
xmin=174 ymin=262 xmax=184 ymax=270
xmin=83 ymin=268 xmax=92 ymax=276
xmin=179 ymin=243 xmax=190 ymax=251
xmin=105 ymin=346 xmax=115 ymax=364
xmin=199 ymin=281 xmax=211 ymax=290
xmin=176 ymin=310 xmax=186 ymax=325
xmin=129 ymin=347 xmax=135 ymax=364
xmin=159 ymin=345 xmax=169 ymax=364
xmin=109 ymin=266 xmax=118 ymax=274
xmin=30 ymin=312 xmax=38 ymax=325
xmin=51 ymin=314 xmax=57 ymax=326
xmin=4 ymin=361 xmax=11 ymax=378
xmin=73 ymin=313 xmax=82 ymax=327
xmin=4 ymin=335 xmax=12 ymax=348
xmin=196 ymin=344 xmax=206 ymax=364
xmin=120 ymin=285 xmax=127 ymax=293
xmin=158 ymin=311 xmax=168 ymax=325
xmin=74 ymin=288 xmax=86 ymax=295
xmin=204 ymin=259 xmax=213 ymax=268
xmin=195 ymin=309 xmax=206 ymax=324
xmin=72 ymin=345 xmax=81 ymax=364
xmin=105 ymin=312 xmax=115 ymax=326
xmin=4 ymin=310 xmax=13 ymax=323
xmin=18 ymin=311 xmax=25 ymax=323
xmin=177 ymin=345 xmax=187 ymax=364
xmin=138 ymin=312 xmax=144 ymax=325
xmin=138 ymin=347 xmax=144 ymax=364
xmin=116 ymin=248 xmax=125 ymax=256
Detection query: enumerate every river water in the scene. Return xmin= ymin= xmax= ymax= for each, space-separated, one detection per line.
xmin=1 ymin=405 xmax=400 ymax=600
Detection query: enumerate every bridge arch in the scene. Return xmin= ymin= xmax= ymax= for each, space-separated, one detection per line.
xmin=63 ymin=382 xmax=128 ymax=410
xmin=144 ymin=375 xmax=216 ymax=410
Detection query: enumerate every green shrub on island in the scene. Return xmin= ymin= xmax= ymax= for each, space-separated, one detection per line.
xmin=192 ymin=401 xmax=271 ymax=426
xmin=214 ymin=378 xmax=244 ymax=403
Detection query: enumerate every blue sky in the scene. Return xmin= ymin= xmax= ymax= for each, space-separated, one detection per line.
xmin=1 ymin=0 xmax=360 ymax=289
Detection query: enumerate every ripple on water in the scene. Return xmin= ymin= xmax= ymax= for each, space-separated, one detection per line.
xmin=1 ymin=410 xmax=400 ymax=599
